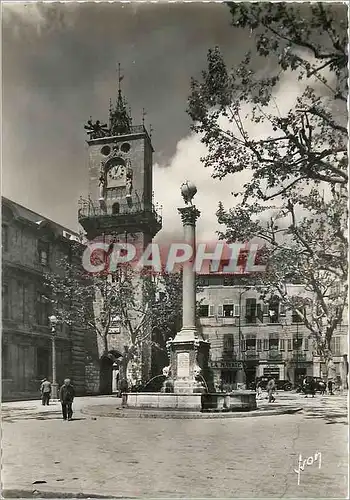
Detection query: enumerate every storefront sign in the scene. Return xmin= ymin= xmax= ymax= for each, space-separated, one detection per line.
xmin=209 ymin=361 xmax=243 ymax=369
xmin=177 ymin=352 xmax=190 ymax=377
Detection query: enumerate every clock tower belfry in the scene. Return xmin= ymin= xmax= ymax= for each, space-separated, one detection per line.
xmin=78 ymin=77 xmax=162 ymax=394
xmin=79 ymin=86 xmax=161 ymax=243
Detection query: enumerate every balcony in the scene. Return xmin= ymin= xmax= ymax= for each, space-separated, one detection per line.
xmin=268 ymin=351 xmax=283 ymax=361
xmin=78 ymin=197 xmax=162 ymax=239
xmin=243 ymin=350 xmax=260 ymax=361
xmin=292 ymin=351 xmax=311 ymax=362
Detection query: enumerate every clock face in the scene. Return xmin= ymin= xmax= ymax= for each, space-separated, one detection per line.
xmin=108 ymin=164 xmax=125 ymax=180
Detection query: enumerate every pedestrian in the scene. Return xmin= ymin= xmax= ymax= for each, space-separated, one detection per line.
xmin=120 ymin=378 xmax=128 ymax=407
xmin=320 ymin=380 xmax=326 ymax=396
xmin=267 ymin=378 xmax=276 ymax=403
xmin=302 ymin=376 xmax=309 ymax=398
xmin=40 ymin=378 xmax=52 ymax=406
xmin=327 ymin=379 xmax=334 ymax=395
xmin=309 ymin=377 xmax=316 ymax=398
xmin=59 ymin=378 xmax=75 ymax=421
xmin=256 ymin=379 xmax=263 ymax=400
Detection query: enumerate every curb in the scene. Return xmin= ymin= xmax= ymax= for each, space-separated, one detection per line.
xmin=81 ymin=405 xmax=303 ymax=419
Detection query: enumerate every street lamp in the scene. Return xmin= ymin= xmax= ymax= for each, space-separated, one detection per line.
xmin=236 ymin=289 xmax=247 ymax=388
xmin=49 ymin=315 xmax=58 ymax=399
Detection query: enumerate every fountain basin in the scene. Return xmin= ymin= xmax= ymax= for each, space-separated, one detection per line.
xmin=125 ymin=391 xmax=257 ymax=412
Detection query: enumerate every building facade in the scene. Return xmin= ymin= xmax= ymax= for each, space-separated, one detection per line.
xmin=78 ymin=85 xmax=162 ymax=394
xmin=197 ymin=276 xmax=348 ymax=390
xmin=1 ymin=197 xmax=86 ymax=400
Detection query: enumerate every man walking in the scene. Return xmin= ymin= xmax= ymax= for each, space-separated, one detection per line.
xmin=267 ymin=377 xmax=276 ymax=403
xmin=40 ymin=378 xmax=52 ymax=406
xmin=120 ymin=378 xmax=128 ymax=407
xmin=59 ymin=378 xmax=75 ymax=421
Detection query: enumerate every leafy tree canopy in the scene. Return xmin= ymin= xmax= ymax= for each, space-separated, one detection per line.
xmin=188 ymin=2 xmax=348 ymax=358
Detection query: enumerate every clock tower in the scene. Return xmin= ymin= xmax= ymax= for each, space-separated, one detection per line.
xmin=78 ymin=80 xmax=162 ymax=394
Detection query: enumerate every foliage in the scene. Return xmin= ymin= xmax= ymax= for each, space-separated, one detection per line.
xmin=188 ymin=3 xmax=348 ymax=358
xmin=44 ymin=248 xmax=190 ymax=380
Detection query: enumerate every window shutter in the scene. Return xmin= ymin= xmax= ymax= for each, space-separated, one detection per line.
xmin=279 ymin=303 xmax=286 ymax=316
xmin=217 ymin=305 xmax=223 ymax=317
xmin=234 ymin=304 xmax=240 ymax=316
xmin=263 ymin=304 xmax=269 ymax=315
xmin=208 ymin=305 xmax=215 ymax=317
xmin=304 ymin=337 xmax=309 ymax=351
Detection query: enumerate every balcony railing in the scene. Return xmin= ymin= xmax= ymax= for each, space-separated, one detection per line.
xmin=268 ymin=351 xmax=283 ymax=361
xmin=292 ymin=351 xmax=309 ymax=362
xmin=78 ymin=197 xmax=162 ymax=226
xmin=243 ymin=350 xmax=260 ymax=360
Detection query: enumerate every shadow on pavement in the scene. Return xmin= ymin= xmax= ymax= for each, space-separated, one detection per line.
xmin=2 ymin=490 xmax=129 ymax=499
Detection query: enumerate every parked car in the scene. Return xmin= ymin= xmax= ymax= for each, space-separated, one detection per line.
xmin=249 ymin=377 xmax=293 ymax=391
xmin=296 ymin=376 xmax=326 ymax=393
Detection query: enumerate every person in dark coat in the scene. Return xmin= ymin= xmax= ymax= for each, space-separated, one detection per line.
xmin=120 ymin=378 xmax=128 ymax=407
xmin=59 ymin=378 xmax=75 ymax=421
xmin=40 ymin=378 xmax=52 ymax=406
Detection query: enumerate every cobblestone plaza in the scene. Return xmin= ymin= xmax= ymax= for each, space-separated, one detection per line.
xmin=2 ymin=393 xmax=348 ymax=498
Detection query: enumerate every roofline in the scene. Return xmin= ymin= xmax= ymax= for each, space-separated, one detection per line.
xmin=2 ymin=196 xmax=80 ymax=237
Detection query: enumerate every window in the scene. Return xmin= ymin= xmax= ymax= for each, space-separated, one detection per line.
xmin=287 ymin=339 xmax=293 ymax=351
xmin=256 ymin=303 xmax=263 ymax=322
xmin=280 ymin=303 xmax=286 ymax=316
xmin=36 ymin=293 xmax=50 ymax=325
xmin=2 ymin=224 xmax=9 ymax=252
xmin=208 ymin=305 xmax=215 ymax=317
xmin=208 ymin=277 xmax=224 ymax=286
xmin=246 ymin=337 xmax=256 ymax=351
xmin=240 ymin=339 xmax=246 ymax=352
xmin=37 ymin=347 xmax=50 ymax=378
xmin=223 ymin=334 xmax=234 ymax=351
xmin=223 ymin=304 xmax=234 ymax=317
xmin=304 ymin=337 xmax=309 ymax=351
xmin=38 ymin=241 xmax=50 ymax=266
xmin=199 ymin=305 xmax=209 ymax=317
xmin=280 ymin=339 xmax=285 ymax=351
xmin=263 ymin=339 xmax=269 ymax=351
xmin=2 ymin=283 xmax=9 ymax=319
xmin=330 ymin=337 xmax=341 ymax=356
xmin=268 ymin=296 xmax=280 ymax=323
xmin=112 ymin=202 xmax=120 ymax=215
xmin=293 ymin=336 xmax=303 ymax=350
xmin=245 ymin=298 xmax=257 ymax=323
xmin=263 ymin=303 xmax=269 ymax=316
xmin=257 ymin=339 xmax=262 ymax=351
xmin=2 ymin=344 xmax=11 ymax=379
xmin=16 ymin=281 xmax=24 ymax=322
xmin=269 ymin=338 xmax=279 ymax=350
xmin=292 ymin=310 xmax=303 ymax=323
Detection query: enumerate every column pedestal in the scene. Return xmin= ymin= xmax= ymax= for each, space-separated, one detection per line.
xmin=169 ymin=334 xmax=210 ymax=394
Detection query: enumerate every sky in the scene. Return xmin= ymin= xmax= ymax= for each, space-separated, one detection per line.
xmin=2 ymin=2 xmax=345 ymax=243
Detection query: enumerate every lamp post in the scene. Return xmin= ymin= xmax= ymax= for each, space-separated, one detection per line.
xmin=49 ymin=315 xmax=58 ymax=399
xmin=236 ymin=289 xmax=247 ymax=388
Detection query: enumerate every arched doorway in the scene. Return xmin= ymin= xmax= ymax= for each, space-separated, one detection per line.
xmin=99 ymin=350 xmax=123 ymax=395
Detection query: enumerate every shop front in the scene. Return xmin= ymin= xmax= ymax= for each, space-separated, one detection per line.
xmin=209 ymin=360 xmax=244 ymax=391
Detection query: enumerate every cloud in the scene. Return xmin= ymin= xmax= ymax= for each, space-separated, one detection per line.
xmin=153 ymin=133 xmax=252 ymax=244
xmin=153 ymin=60 xmax=343 ymax=245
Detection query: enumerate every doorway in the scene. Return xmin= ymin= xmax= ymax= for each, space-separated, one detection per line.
xmin=100 ymin=356 xmax=113 ymax=394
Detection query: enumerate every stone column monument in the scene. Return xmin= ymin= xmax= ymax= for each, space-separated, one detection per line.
xmin=169 ymin=181 xmax=210 ymax=394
